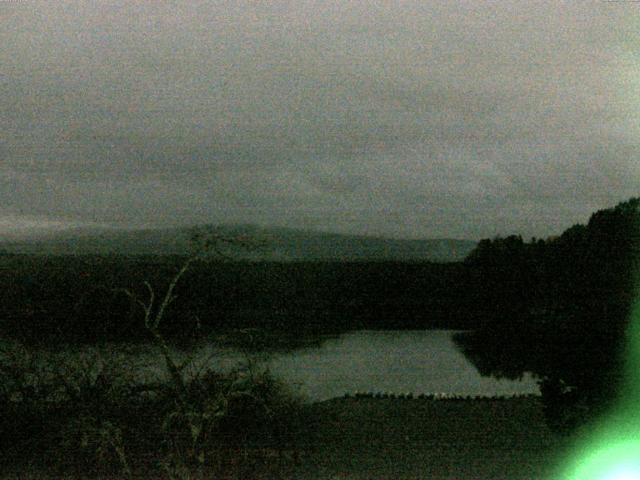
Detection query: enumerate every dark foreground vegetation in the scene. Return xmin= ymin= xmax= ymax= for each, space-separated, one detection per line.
xmin=1 ymin=239 xmax=312 ymax=479
xmin=0 ymin=340 xmax=305 ymax=479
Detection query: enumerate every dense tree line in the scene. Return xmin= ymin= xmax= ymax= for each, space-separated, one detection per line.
xmin=456 ymin=197 xmax=640 ymax=432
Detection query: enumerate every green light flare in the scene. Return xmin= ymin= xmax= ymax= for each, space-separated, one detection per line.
xmin=559 ymin=314 xmax=640 ymax=479
xmin=561 ymin=424 xmax=640 ymax=480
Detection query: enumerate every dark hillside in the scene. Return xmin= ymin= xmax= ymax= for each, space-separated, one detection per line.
xmin=0 ymin=256 xmax=478 ymax=344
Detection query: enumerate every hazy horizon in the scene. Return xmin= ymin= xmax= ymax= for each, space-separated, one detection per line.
xmin=0 ymin=219 xmax=481 ymax=243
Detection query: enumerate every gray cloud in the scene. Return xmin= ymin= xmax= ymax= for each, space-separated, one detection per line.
xmin=1 ymin=1 xmax=639 ymax=239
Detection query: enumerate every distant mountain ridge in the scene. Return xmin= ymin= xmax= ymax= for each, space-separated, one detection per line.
xmin=0 ymin=224 xmax=477 ymax=262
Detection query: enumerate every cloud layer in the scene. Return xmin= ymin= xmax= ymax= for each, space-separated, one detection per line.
xmin=2 ymin=1 xmax=639 ymax=239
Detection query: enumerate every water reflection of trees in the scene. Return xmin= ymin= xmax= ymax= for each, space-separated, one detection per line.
xmin=456 ymin=197 xmax=640 ymax=433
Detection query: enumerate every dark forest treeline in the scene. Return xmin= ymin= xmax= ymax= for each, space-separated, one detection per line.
xmin=456 ymin=197 xmax=640 ymax=431
xmin=0 ymin=256 xmax=480 ymax=344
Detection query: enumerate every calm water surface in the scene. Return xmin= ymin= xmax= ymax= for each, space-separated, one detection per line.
xmin=5 ymin=330 xmax=539 ymax=403
xmin=191 ymin=330 xmax=540 ymax=402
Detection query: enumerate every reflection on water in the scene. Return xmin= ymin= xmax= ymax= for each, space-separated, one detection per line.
xmin=194 ymin=330 xmax=540 ymax=402
xmin=3 ymin=330 xmax=540 ymax=403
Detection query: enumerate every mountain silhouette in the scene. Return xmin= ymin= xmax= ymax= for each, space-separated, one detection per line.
xmin=0 ymin=224 xmax=476 ymax=262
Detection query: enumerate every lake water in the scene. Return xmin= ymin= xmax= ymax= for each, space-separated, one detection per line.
xmin=3 ymin=330 xmax=540 ymax=403
xmin=266 ymin=330 xmax=539 ymax=401
xmin=162 ymin=330 xmax=540 ymax=402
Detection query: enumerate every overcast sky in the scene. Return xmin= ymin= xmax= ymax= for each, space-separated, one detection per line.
xmin=2 ymin=1 xmax=639 ymax=240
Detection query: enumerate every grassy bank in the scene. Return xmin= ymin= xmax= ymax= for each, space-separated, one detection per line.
xmin=2 ymin=392 xmax=570 ymax=479
xmin=294 ymin=396 xmax=569 ymax=480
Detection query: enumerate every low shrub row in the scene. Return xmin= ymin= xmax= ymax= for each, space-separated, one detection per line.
xmin=0 ymin=340 xmax=304 ymax=479
xmin=344 ymin=391 xmax=540 ymax=400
